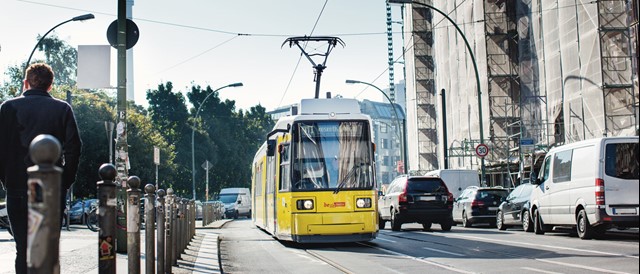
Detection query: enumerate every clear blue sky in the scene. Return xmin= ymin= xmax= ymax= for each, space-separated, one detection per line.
xmin=1 ymin=0 xmax=405 ymax=111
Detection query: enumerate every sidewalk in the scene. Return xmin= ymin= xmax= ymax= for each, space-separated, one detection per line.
xmin=0 ymin=219 xmax=232 ymax=274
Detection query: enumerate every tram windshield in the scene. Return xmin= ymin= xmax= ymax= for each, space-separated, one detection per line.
xmin=292 ymin=121 xmax=374 ymax=190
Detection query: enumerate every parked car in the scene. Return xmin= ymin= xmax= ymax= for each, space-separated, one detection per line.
xmin=378 ymin=175 xmax=454 ymax=231
xmin=219 ymin=188 xmax=251 ymax=219
xmin=453 ymin=186 xmax=509 ymax=227
xmin=496 ymin=183 xmax=535 ymax=231
xmin=68 ymin=199 xmax=98 ymax=224
xmin=530 ymin=136 xmax=639 ymax=239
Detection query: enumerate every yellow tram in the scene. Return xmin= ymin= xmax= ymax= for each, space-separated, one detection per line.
xmin=251 ymin=98 xmax=378 ymax=243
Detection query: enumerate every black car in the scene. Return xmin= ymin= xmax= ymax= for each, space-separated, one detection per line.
xmin=496 ymin=183 xmax=535 ymax=232
xmin=378 ymin=175 xmax=454 ymax=231
xmin=452 ymin=186 xmax=509 ymax=227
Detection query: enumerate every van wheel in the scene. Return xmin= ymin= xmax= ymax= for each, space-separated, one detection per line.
xmin=462 ymin=212 xmax=472 ymax=228
xmin=422 ymin=222 xmax=432 ymax=231
xmin=533 ymin=209 xmax=545 ymax=235
xmin=390 ymin=210 xmax=402 ymax=231
xmin=496 ymin=211 xmax=508 ymax=230
xmin=378 ymin=215 xmax=386 ymax=230
xmin=577 ymin=209 xmax=604 ymax=239
xmin=522 ymin=210 xmax=534 ymax=232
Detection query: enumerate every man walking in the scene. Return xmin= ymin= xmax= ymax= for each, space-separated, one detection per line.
xmin=0 ymin=63 xmax=82 ymax=273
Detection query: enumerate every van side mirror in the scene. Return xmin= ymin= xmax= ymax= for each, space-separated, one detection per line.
xmin=237 ymin=200 xmax=242 ymax=204
xmin=378 ymin=190 xmax=384 ymax=197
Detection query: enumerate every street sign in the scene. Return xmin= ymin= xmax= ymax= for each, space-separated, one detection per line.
xmin=201 ymin=160 xmax=212 ymax=171
xmin=475 ymin=143 xmax=489 ymax=158
xmin=153 ymin=147 xmax=160 ymax=165
xmin=520 ymin=138 xmax=535 ymax=153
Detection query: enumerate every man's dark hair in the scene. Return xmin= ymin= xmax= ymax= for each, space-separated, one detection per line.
xmin=25 ymin=63 xmax=54 ymax=90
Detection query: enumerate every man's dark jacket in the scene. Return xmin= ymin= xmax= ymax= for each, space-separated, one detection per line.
xmin=0 ymin=89 xmax=82 ymax=191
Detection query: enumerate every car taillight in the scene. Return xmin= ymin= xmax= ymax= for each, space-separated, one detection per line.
xmin=447 ymin=192 xmax=454 ymax=202
xmin=595 ymin=178 xmax=605 ymax=206
xmin=471 ymin=200 xmax=484 ymax=207
xmin=399 ymin=192 xmax=407 ymax=203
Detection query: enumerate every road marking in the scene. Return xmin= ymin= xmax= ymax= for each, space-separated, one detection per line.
xmin=358 ymin=242 xmax=474 ymax=274
xmin=535 ymin=258 xmax=630 ymax=274
xmin=422 ymin=246 xmax=465 ymax=257
xmin=375 ymin=237 xmax=397 ymax=243
xmin=520 ymin=267 xmax=564 ymax=274
xmin=445 ymin=234 xmax=639 ymax=259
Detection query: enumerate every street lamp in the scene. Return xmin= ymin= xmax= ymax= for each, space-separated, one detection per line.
xmin=191 ymin=82 xmax=243 ymax=200
xmin=346 ymin=79 xmax=407 ymax=174
xmin=387 ymin=0 xmax=487 ymax=183
xmin=23 ymin=14 xmax=95 ymax=79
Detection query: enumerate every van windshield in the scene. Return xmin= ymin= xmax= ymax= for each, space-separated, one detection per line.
xmin=605 ymin=143 xmax=639 ymax=180
xmin=219 ymin=194 xmax=239 ymax=204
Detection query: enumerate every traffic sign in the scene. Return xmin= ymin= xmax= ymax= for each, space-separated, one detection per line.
xmin=475 ymin=143 xmax=489 ymax=158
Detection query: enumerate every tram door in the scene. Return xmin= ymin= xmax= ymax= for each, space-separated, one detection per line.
xmin=265 ymin=156 xmax=275 ymax=233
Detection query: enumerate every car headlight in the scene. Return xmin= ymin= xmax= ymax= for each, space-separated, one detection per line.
xmin=356 ymin=198 xmax=372 ymax=208
xmin=296 ymin=199 xmax=314 ymax=210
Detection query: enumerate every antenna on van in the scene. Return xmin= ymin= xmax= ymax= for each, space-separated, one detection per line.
xmin=282 ymin=36 xmax=345 ymax=99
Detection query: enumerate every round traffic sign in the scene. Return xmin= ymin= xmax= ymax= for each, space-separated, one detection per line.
xmin=475 ymin=143 xmax=489 ymax=158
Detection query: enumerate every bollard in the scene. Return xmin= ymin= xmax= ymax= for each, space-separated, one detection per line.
xmin=175 ymin=199 xmax=183 ymax=260
xmin=126 ymin=176 xmax=142 ymax=274
xmin=144 ymin=184 xmax=155 ymax=274
xmin=97 ymin=164 xmax=118 ymax=274
xmin=156 ymin=189 xmax=166 ymax=274
xmin=165 ymin=188 xmax=174 ymax=272
xmin=171 ymin=196 xmax=179 ymax=266
xmin=26 ymin=135 xmax=63 ymax=273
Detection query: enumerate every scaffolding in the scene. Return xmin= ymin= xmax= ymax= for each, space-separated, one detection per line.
xmin=412 ymin=1 xmax=439 ymax=173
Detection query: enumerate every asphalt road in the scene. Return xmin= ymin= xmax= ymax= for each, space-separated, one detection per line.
xmin=219 ymin=219 xmax=639 ymax=274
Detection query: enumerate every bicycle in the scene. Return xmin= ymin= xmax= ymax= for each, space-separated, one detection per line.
xmin=86 ymin=204 xmax=99 ymax=232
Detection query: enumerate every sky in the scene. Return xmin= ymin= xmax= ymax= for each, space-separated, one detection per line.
xmin=0 ymin=0 xmax=406 ymax=112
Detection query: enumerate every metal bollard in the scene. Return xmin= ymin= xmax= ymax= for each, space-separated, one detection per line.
xmin=165 ymin=188 xmax=174 ymax=271
xmin=171 ymin=197 xmax=179 ymax=265
xmin=26 ymin=135 xmax=63 ymax=273
xmin=175 ymin=199 xmax=183 ymax=259
xmin=144 ymin=184 xmax=156 ymax=274
xmin=97 ymin=164 xmax=118 ymax=274
xmin=127 ymin=176 xmax=142 ymax=274
xmin=156 ymin=189 xmax=166 ymax=274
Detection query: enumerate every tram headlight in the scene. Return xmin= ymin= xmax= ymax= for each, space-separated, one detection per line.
xmin=296 ymin=199 xmax=314 ymax=210
xmin=356 ymin=198 xmax=372 ymax=208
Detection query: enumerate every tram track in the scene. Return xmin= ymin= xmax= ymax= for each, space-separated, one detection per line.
xmin=304 ymin=249 xmax=355 ymax=274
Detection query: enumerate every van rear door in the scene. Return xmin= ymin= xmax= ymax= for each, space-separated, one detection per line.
xmin=602 ymin=140 xmax=639 ymax=215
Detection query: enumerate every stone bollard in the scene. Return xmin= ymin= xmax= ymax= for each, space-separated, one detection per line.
xmin=144 ymin=184 xmax=155 ymax=274
xmin=126 ymin=176 xmax=142 ymax=274
xmin=97 ymin=164 xmax=117 ymax=274
xmin=26 ymin=134 xmax=63 ymax=274
xmin=156 ymin=189 xmax=166 ymax=274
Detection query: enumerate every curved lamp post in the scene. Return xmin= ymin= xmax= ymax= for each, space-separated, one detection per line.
xmin=346 ymin=79 xmax=407 ymax=174
xmin=23 ymin=14 xmax=95 ymax=79
xmin=191 ymin=82 xmax=243 ymax=200
xmin=388 ymin=0 xmax=486 ymax=183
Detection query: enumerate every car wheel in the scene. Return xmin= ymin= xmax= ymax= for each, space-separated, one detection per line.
xmin=390 ymin=209 xmax=401 ymax=231
xmin=462 ymin=211 xmax=472 ymax=228
xmin=234 ymin=210 xmax=239 ymax=219
xmin=440 ymin=219 xmax=453 ymax=232
xmin=533 ymin=208 xmax=545 ymax=235
xmin=522 ymin=210 xmax=534 ymax=232
xmin=378 ymin=214 xmax=386 ymax=230
xmin=496 ymin=211 xmax=507 ymax=230
xmin=422 ymin=222 xmax=432 ymax=231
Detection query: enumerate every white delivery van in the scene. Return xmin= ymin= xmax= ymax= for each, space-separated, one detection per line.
xmin=424 ymin=169 xmax=480 ymax=199
xmin=219 ymin=188 xmax=252 ymax=219
xmin=530 ymin=136 xmax=639 ymax=239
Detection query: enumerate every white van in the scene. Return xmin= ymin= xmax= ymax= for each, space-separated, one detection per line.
xmin=424 ymin=169 xmax=480 ymax=199
xmin=219 ymin=188 xmax=252 ymax=219
xmin=530 ymin=136 xmax=639 ymax=239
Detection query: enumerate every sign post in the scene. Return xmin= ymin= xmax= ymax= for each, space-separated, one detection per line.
xmin=201 ymin=160 xmax=212 ymax=201
xmin=154 ymin=147 xmax=160 ymax=189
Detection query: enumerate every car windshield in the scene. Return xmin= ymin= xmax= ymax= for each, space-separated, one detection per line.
xmin=219 ymin=194 xmax=238 ymax=204
xmin=291 ymin=121 xmax=374 ymax=190
xmin=407 ymin=178 xmax=446 ymax=193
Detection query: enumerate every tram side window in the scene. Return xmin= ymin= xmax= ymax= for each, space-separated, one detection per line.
xmin=267 ymin=156 xmax=275 ymax=194
xmin=254 ymin=162 xmax=262 ymax=196
xmin=280 ymin=143 xmax=291 ymax=191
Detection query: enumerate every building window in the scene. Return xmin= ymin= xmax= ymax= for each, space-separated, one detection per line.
xmin=380 ymin=123 xmax=387 ymax=133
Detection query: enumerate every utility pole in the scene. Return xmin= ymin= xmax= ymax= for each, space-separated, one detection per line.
xmin=114 ymin=0 xmax=129 ymax=253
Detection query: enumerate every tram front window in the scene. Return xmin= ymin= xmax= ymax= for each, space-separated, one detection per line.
xmin=292 ymin=121 xmax=374 ymax=190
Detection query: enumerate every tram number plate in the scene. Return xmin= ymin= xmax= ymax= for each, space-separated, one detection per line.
xmin=418 ymin=196 xmax=436 ymax=201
